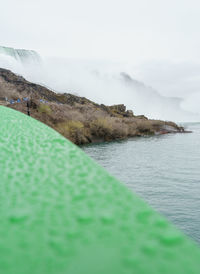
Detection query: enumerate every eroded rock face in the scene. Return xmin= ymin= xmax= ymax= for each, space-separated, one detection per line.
xmin=0 ymin=68 xmax=185 ymax=145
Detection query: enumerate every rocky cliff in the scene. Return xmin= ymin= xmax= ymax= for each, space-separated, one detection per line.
xmin=0 ymin=68 xmax=185 ymax=145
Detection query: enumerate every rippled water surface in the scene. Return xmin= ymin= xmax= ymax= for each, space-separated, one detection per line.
xmin=82 ymin=123 xmax=200 ymax=244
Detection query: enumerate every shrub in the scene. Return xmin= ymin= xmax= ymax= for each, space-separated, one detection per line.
xmin=38 ymin=104 xmax=52 ymax=115
xmin=90 ymin=118 xmax=113 ymax=139
xmin=111 ymin=118 xmax=128 ymax=138
xmin=56 ymin=121 xmax=87 ymax=144
xmin=135 ymin=120 xmax=154 ymax=134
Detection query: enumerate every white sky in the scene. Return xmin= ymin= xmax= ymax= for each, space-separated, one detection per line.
xmin=2 ymin=0 xmax=200 ymax=117
xmin=1 ymin=0 xmax=200 ymax=63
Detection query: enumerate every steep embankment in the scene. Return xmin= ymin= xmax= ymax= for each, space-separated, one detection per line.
xmin=0 ymin=68 xmax=184 ymax=145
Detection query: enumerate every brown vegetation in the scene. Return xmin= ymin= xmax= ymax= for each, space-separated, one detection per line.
xmin=0 ymin=68 xmax=185 ymax=145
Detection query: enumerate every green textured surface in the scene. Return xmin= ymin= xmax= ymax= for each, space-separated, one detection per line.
xmin=0 ymin=105 xmax=200 ymax=274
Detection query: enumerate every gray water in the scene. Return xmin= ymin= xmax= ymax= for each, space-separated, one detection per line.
xmin=82 ymin=123 xmax=200 ymax=244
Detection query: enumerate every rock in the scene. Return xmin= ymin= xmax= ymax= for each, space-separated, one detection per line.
xmin=109 ymin=104 xmax=126 ymax=113
xmin=136 ymin=115 xmax=148 ymax=120
xmin=124 ymin=110 xmax=134 ymax=117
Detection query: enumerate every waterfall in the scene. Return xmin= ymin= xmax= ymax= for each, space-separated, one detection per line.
xmin=0 ymin=46 xmax=41 ymax=64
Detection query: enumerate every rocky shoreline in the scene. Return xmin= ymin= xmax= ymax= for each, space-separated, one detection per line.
xmin=0 ymin=68 xmax=187 ymax=145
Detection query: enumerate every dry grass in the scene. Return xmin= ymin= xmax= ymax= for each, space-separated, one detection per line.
xmin=109 ymin=118 xmax=129 ymax=138
xmin=90 ymin=118 xmax=113 ymax=139
xmin=89 ymin=117 xmax=130 ymax=140
xmin=38 ymin=104 xmax=52 ymax=115
xmin=135 ymin=119 xmax=154 ymax=135
xmin=56 ymin=121 xmax=88 ymax=145
xmin=0 ymin=87 xmax=20 ymax=101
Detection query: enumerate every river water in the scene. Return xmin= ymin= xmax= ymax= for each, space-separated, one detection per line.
xmin=82 ymin=123 xmax=200 ymax=244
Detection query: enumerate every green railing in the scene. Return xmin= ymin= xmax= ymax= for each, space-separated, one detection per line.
xmin=0 ymin=105 xmax=199 ymax=274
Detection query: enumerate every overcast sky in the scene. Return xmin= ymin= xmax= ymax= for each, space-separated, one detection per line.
xmin=1 ymin=0 xmax=200 ymax=63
